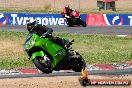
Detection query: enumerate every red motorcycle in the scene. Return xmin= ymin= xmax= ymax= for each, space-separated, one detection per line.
xmin=62 ymin=10 xmax=86 ymax=27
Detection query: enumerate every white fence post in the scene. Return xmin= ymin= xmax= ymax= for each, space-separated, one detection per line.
xmin=54 ymin=0 xmax=56 ymax=8
xmin=78 ymin=0 xmax=80 ymax=10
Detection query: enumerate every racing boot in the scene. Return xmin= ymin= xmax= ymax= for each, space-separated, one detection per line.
xmin=64 ymin=44 xmax=74 ymax=56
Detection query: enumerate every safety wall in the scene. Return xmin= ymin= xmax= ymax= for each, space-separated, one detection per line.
xmin=0 ymin=13 xmax=132 ymax=26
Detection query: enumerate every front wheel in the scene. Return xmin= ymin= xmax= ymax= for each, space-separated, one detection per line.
xmin=33 ymin=56 xmax=52 ymax=74
xmin=66 ymin=18 xmax=73 ymax=27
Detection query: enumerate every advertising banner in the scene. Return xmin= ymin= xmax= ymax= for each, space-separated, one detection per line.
xmin=0 ymin=13 xmax=86 ymax=26
xmin=86 ymin=14 xmax=132 ymax=26
xmin=0 ymin=13 xmax=131 ymax=26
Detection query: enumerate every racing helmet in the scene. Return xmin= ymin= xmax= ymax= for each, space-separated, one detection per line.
xmin=65 ymin=5 xmax=70 ymax=9
xmin=26 ymin=18 xmax=37 ymax=32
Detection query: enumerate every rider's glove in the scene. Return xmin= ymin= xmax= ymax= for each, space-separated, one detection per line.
xmin=65 ymin=15 xmax=71 ymax=18
xmin=66 ymin=16 xmax=71 ymax=18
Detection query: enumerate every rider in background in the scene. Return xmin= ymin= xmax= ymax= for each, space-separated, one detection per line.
xmin=62 ymin=5 xmax=74 ymax=26
xmin=62 ymin=5 xmax=73 ymax=18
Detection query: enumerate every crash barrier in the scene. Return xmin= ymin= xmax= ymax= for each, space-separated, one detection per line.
xmin=0 ymin=13 xmax=132 ymax=26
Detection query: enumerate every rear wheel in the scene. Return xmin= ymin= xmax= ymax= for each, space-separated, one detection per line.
xmin=33 ymin=56 xmax=52 ymax=74
xmin=71 ymin=52 xmax=86 ymax=72
xmin=80 ymin=19 xmax=86 ymax=27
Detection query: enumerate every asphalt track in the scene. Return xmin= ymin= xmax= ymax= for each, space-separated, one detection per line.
xmin=0 ymin=25 xmax=132 ymax=35
xmin=0 ymin=25 xmax=132 ymax=79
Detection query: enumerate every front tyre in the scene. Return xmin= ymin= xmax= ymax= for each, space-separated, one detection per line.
xmin=33 ymin=57 xmax=52 ymax=74
xmin=66 ymin=18 xmax=73 ymax=27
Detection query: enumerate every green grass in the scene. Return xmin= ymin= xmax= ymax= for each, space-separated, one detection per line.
xmin=0 ymin=8 xmax=132 ymax=14
xmin=0 ymin=31 xmax=132 ymax=69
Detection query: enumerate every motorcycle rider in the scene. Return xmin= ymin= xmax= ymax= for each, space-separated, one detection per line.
xmin=62 ymin=5 xmax=73 ymax=18
xmin=26 ymin=18 xmax=70 ymax=50
xmin=62 ymin=5 xmax=74 ymax=26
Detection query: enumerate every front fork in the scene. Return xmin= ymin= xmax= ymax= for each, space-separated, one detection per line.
xmin=31 ymin=51 xmax=45 ymax=61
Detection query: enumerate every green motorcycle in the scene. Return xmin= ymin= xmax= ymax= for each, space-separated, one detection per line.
xmin=24 ymin=33 xmax=86 ymax=73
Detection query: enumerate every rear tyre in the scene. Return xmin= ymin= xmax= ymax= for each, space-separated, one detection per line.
xmin=71 ymin=52 xmax=86 ymax=72
xmin=80 ymin=20 xmax=86 ymax=27
xmin=33 ymin=57 xmax=52 ymax=74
